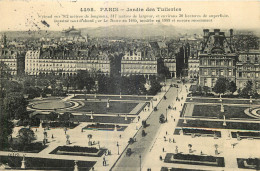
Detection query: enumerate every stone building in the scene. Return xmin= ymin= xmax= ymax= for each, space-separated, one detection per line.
xmin=199 ymin=29 xmax=237 ymax=88
xmin=121 ymin=49 xmax=157 ymax=78
xmin=236 ymin=50 xmax=260 ymax=91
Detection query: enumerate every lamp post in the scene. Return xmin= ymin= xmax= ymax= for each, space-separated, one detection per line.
xmin=117 ymin=141 xmax=119 ymax=155
xmin=139 ymin=155 xmax=142 ymax=171
xmin=165 ymin=108 xmax=168 ymax=122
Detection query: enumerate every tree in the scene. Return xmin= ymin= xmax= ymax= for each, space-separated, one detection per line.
xmin=60 ymin=112 xmax=74 ymax=127
xmin=0 ymin=115 xmax=13 ymax=150
xmin=2 ymin=92 xmax=28 ymax=120
xmin=202 ymin=86 xmax=210 ymax=95
xmin=17 ymin=128 xmax=36 ymax=147
xmin=148 ymin=77 xmax=162 ymax=95
xmin=213 ymin=78 xmax=229 ymax=95
xmin=228 ymin=81 xmax=237 ymax=94
xmin=239 ymin=81 xmax=258 ymax=98
xmin=47 ymin=112 xmax=59 ymax=122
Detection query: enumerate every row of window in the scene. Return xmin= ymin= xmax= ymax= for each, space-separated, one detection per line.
xmin=201 ymin=69 xmax=234 ymax=76
xmin=200 ymin=59 xmax=234 ymax=66
xmin=238 ymin=72 xmax=260 ymax=78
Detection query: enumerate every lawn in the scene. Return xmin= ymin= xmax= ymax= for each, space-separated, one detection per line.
xmin=30 ymin=100 xmax=73 ymax=110
xmin=50 ymin=146 xmax=105 ymax=157
xmin=0 ymin=155 xmax=95 ymax=170
xmin=186 ymin=98 xmax=260 ymax=105
xmin=177 ymin=119 xmax=260 ymax=131
xmin=72 ymin=101 xmax=139 ymax=114
xmin=83 ymin=123 xmax=127 ymax=131
xmin=35 ymin=114 xmax=134 ymax=124
xmin=192 ymin=105 xmax=250 ymax=119
xmin=164 ymin=153 xmax=225 ymax=167
xmin=71 ymin=94 xmax=152 ymax=101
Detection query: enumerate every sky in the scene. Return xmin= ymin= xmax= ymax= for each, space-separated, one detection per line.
xmin=0 ymin=0 xmax=259 ymax=31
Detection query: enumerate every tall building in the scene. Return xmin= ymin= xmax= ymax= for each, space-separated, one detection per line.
xmin=121 ymin=49 xmax=157 ymax=78
xmin=236 ymin=50 xmax=260 ymax=91
xmin=199 ymin=29 xmax=237 ymax=88
xmin=25 ymin=49 xmax=110 ymax=76
xmin=0 ymin=48 xmax=25 ymax=76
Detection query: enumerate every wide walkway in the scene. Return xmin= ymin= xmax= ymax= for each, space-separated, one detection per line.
xmin=112 ymin=85 xmax=178 ymax=171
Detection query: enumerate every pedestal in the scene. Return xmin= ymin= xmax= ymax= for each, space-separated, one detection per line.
xmin=220 ymin=104 xmax=224 ymax=112
xmin=74 ymin=161 xmax=78 ymax=171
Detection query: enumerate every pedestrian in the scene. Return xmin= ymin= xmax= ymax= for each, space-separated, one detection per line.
xmin=119 ymin=134 xmax=121 ymax=139
xmin=166 ymin=131 xmax=168 ymax=135
xmin=159 ymin=155 xmax=162 ymax=160
xmin=81 ymin=128 xmax=83 ymax=132
xmin=172 ymin=138 xmax=175 ymax=143
xmin=163 ymin=147 xmax=164 ymax=152
xmin=52 ymin=134 xmax=54 ymax=138
xmin=174 ymin=119 xmax=175 ymax=122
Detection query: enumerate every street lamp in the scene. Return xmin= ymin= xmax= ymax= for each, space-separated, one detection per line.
xmin=139 ymin=155 xmax=142 ymax=171
xmin=165 ymin=108 xmax=168 ymax=122
xmin=116 ymin=141 xmax=119 ymax=155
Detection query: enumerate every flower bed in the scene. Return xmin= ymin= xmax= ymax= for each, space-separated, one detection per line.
xmin=0 ymin=155 xmax=95 ymax=170
xmin=83 ymin=123 xmax=127 ymax=131
xmin=50 ymin=146 xmax=105 ymax=157
xmin=164 ymin=153 xmax=225 ymax=167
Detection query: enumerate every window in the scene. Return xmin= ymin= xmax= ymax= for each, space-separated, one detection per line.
xmin=256 ymin=73 xmax=259 ymax=78
xmin=247 ymin=73 xmax=250 ymax=78
xmin=220 ymin=70 xmax=224 ymax=76
xmin=212 ymin=70 xmax=216 ymax=76
xmin=229 ymin=70 xmax=232 ymax=76
xmin=204 ymin=69 xmax=207 ymax=75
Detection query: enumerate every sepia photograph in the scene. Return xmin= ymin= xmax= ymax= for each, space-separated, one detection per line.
xmin=0 ymin=0 xmax=260 ymax=170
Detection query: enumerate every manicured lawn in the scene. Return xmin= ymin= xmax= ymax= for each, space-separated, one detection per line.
xmin=177 ymin=119 xmax=260 ymax=131
xmin=164 ymin=153 xmax=225 ymax=167
xmin=72 ymin=101 xmax=138 ymax=114
xmin=4 ymin=142 xmax=47 ymax=153
xmin=174 ymin=128 xmax=221 ymax=137
xmin=186 ymin=98 xmax=260 ymax=105
xmin=71 ymin=95 xmax=152 ymax=101
xmin=50 ymin=146 xmax=105 ymax=157
xmin=83 ymin=123 xmax=127 ymax=131
xmin=35 ymin=114 xmax=134 ymax=124
xmin=237 ymin=158 xmax=260 ymax=169
xmin=30 ymin=100 xmax=73 ymax=110
xmin=192 ymin=105 xmax=250 ymax=119
xmin=0 ymin=155 xmax=95 ymax=170
xmin=161 ymin=167 xmax=208 ymax=171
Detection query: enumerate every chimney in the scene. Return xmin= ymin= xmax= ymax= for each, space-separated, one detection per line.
xmin=230 ymin=29 xmax=233 ymax=44
xmin=214 ymin=29 xmax=220 ymax=36
xmin=203 ymin=29 xmax=209 ymax=42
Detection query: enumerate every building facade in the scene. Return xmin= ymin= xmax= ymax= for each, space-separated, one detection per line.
xmin=236 ymin=50 xmax=260 ymax=91
xmin=0 ymin=48 xmax=25 ymax=76
xmin=188 ymin=56 xmax=199 ymax=78
xmin=199 ymin=29 xmax=237 ymax=88
xmin=121 ymin=49 xmax=157 ymax=78
xmin=25 ymin=49 xmax=110 ymax=76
